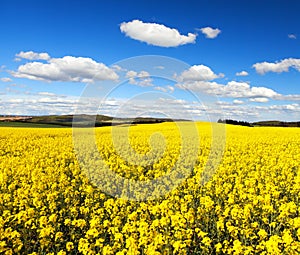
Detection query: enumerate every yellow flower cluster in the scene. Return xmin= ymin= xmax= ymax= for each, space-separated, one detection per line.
xmin=0 ymin=123 xmax=299 ymax=254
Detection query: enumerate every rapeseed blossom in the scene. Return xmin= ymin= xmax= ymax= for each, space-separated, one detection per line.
xmin=0 ymin=123 xmax=299 ymax=254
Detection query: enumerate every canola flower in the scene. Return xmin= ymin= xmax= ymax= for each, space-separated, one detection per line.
xmin=0 ymin=123 xmax=299 ymax=254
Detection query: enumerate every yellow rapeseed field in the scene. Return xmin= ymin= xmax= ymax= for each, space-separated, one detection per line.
xmin=0 ymin=123 xmax=299 ymax=254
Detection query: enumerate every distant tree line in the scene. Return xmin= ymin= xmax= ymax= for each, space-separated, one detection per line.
xmin=218 ymin=119 xmax=300 ymax=127
xmin=217 ymin=119 xmax=252 ymax=127
xmin=252 ymin=121 xmax=300 ymax=127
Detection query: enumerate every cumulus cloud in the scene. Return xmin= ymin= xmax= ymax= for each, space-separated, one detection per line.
xmin=176 ymin=80 xmax=279 ymax=99
xmin=1 ymin=77 xmax=12 ymax=82
xmin=166 ymin=85 xmax=175 ymax=93
xmin=249 ymin=97 xmax=269 ymax=103
xmin=288 ymin=34 xmax=296 ymax=39
xmin=120 ymin=19 xmax=197 ymax=47
xmin=253 ymin=58 xmax=300 ymax=74
xmin=236 ymin=71 xmax=249 ymax=76
xmin=176 ymin=65 xmax=223 ymax=82
xmin=111 ymin=65 xmax=125 ymax=72
xmin=15 ymin=51 xmax=50 ymax=61
xmin=125 ymin=70 xmax=153 ymax=87
xmin=233 ymin=99 xmax=244 ymax=104
xmin=199 ymin=27 xmax=221 ymax=39
xmin=154 ymin=85 xmax=174 ymax=93
xmin=126 ymin=70 xmax=138 ymax=83
xmin=12 ymin=56 xmax=118 ymax=82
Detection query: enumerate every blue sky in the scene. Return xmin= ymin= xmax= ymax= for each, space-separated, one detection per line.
xmin=0 ymin=0 xmax=299 ymax=121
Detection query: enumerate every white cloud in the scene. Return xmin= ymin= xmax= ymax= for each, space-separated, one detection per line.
xmin=37 ymin=92 xmax=58 ymax=97
xmin=138 ymin=78 xmax=153 ymax=87
xmin=12 ymin=55 xmax=119 ymax=82
xmin=250 ymin=86 xmax=278 ymax=98
xmin=120 ymin=19 xmax=197 ymax=47
xmin=249 ymin=97 xmax=269 ymax=103
xmin=275 ymin=94 xmax=300 ymax=101
xmin=199 ymin=27 xmax=221 ymax=39
xmin=126 ymin=70 xmax=138 ymax=83
xmin=154 ymin=85 xmax=174 ymax=93
xmin=1 ymin=92 xmax=299 ymax=121
xmin=137 ymin=70 xmax=150 ymax=78
xmin=154 ymin=87 xmax=167 ymax=93
xmin=15 ymin=51 xmax=50 ymax=61
xmin=233 ymin=99 xmax=244 ymax=104
xmin=167 ymin=85 xmax=175 ymax=93
xmin=126 ymin=70 xmax=138 ymax=78
xmin=1 ymin=77 xmax=12 ymax=82
xmin=267 ymin=103 xmax=300 ymax=112
xmin=177 ymin=65 xmax=222 ymax=82
xmin=288 ymin=34 xmax=296 ymax=39
xmin=125 ymin=70 xmax=152 ymax=87
xmin=177 ymin=80 xmax=279 ymax=99
xmin=236 ymin=71 xmax=249 ymax=76
xmin=253 ymin=58 xmax=300 ymax=74
xmin=111 ymin=65 xmax=125 ymax=72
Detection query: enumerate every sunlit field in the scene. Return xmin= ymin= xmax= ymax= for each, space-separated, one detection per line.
xmin=0 ymin=123 xmax=299 ymax=254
